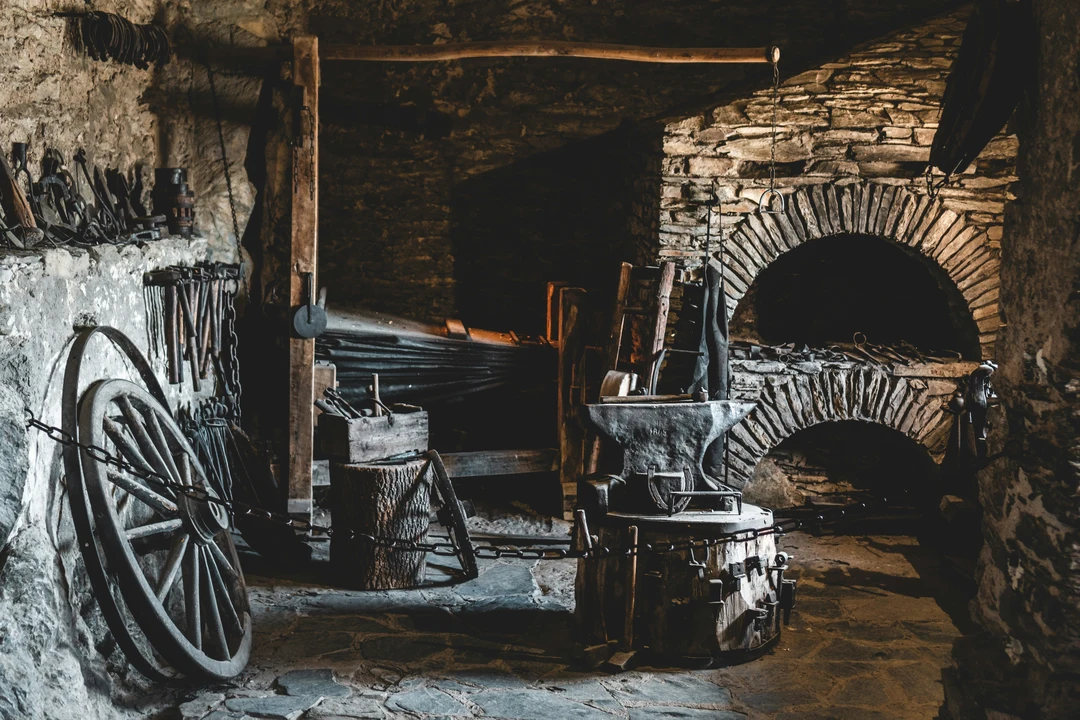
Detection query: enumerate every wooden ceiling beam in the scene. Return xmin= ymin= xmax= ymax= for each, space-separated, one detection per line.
xmin=321 ymin=41 xmax=780 ymax=64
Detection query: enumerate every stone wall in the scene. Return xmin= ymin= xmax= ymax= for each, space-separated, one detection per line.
xmin=943 ymin=1 xmax=1080 ymax=718
xmin=0 ymin=2 xmax=299 ymax=717
xmin=727 ymin=358 xmax=975 ymax=490
xmin=656 ymin=9 xmax=1017 ymax=360
xmin=310 ymin=0 xmax=970 ymax=328
xmin=0 ymin=239 xmax=234 ymax=720
xmin=2 ymin=0 xmax=298 ymax=257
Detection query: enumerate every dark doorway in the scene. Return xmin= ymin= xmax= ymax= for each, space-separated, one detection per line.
xmin=730 ymin=234 xmax=981 ymax=359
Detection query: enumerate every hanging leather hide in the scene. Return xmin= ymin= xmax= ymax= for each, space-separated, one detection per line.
xmin=930 ymin=0 xmax=1034 ymax=176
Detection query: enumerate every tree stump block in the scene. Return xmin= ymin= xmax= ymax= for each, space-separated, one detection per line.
xmin=330 ymin=458 xmax=432 ymax=589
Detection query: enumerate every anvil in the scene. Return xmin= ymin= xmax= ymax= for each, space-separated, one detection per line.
xmin=584 ymin=399 xmax=755 ymax=512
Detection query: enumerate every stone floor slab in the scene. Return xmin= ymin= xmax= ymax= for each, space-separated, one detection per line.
xmin=386 ymin=686 xmax=472 ymax=716
xmin=471 ymin=688 xmax=615 ymax=720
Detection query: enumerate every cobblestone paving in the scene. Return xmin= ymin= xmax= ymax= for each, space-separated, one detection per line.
xmin=154 ymin=533 xmax=965 ymax=720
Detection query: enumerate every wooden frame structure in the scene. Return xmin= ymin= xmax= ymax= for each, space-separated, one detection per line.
xmin=283 ymin=38 xmax=778 ymax=521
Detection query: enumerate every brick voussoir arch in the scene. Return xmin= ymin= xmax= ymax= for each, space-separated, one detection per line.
xmin=718 ymin=182 xmax=999 ymax=359
xmin=723 ymin=365 xmax=956 ymax=489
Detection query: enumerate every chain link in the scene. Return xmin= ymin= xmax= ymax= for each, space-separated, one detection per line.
xmin=769 ymin=56 xmax=780 ymax=194
xmin=223 ymin=284 xmax=243 ymax=424
xmin=27 ymin=414 xmax=900 ymax=562
xmin=205 ymin=64 xmax=243 ymax=247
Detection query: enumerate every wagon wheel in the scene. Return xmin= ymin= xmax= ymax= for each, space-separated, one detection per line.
xmin=425 ymin=450 xmax=478 ymax=580
xmin=77 ymin=378 xmax=252 ymax=680
xmin=62 ymin=326 xmax=181 ymax=680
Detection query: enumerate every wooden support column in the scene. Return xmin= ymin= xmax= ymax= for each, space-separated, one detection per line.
xmin=557 ymin=287 xmax=587 ymax=520
xmin=287 ymin=36 xmax=319 ymax=521
xmin=645 ymin=262 xmax=676 ymax=389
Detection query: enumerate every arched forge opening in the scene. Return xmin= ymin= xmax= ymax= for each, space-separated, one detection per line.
xmin=744 ymin=420 xmax=941 ymax=513
xmin=730 ymin=234 xmax=982 ymax=360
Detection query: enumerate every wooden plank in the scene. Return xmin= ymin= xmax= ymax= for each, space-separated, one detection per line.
xmin=322 ymin=41 xmax=778 ymax=64
xmin=605 ymin=262 xmax=634 ymax=372
xmin=439 ymin=449 xmax=559 ymax=477
xmin=644 ymin=262 xmax=676 ymax=390
xmin=558 ymin=287 xmax=587 ymax=520
xmin=320 ymin=412 xmax=430 ymax=464
xmin=546 ymin=281 xmax=569 ymax=346
xmin=585 ymin=262 xmax=633 ymax=474
xmin=287 ymin=35 xmax=319 ymax=521
xmin=313 ymin=362 xmax=336 ymax=418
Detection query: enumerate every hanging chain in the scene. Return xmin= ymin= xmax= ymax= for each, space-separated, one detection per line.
xmin=769 ymin=57 xmax=780 ymax=195
xmin=205 ymin=64 xmax=243 ymax=246
xmin=223 ymin=283 xmax=243 ymax=424
xmin=26 ymin=413 xmax=900 ymax=561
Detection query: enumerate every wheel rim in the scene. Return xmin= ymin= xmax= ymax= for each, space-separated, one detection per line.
xmin=61 ymin=327 xmax=181 ymax=681
xmin=79 ymin=378 xmax=251 ymax=680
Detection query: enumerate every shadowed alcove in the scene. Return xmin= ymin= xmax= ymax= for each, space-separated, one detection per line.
xmin=729 ymin=234 xmax=983 ymax=359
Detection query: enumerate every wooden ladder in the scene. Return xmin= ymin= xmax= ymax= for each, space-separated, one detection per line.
xmin=602 ymin=261 xmax=677 ymax=396
xmin=584 ymin=261 xmax=676 ymax=475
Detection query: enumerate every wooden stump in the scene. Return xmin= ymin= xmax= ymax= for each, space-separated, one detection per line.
xmin=330 ymin=458 xmax=432 ymax=589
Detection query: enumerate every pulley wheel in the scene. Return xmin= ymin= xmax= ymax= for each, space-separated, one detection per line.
xmin=77 ymin=378 xmax=252 ymax=680
xmin=292 ymin=303 xmax=327 ymax=339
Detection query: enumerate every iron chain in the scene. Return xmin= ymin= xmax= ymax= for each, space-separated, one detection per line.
xmin=769 ymin=56 xmax=780 ymax=194
xmin=223 ymin=284 xmax=243 ymax=424
xmin=27 ymin=414 xmax=896 ymax=562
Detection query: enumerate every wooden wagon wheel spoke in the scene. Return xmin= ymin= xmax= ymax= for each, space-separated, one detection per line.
xmin=155 ymin=533 xmax=189 ymax=601
xmin=206 ymin=537 xmax=240 ymax=584
xmin=199 ymin=546 xmax=230 ymax=660
xmin=103 ymin=417 xmax=156 ymax=476
xmin=116 ymin=395 xmax=176 ymax=486
xmin=142 ymin=405 xmax=184 ymax=489
xmin=127 ymin=517 xmax=184 ymax=542
xmin=205 ymin=543 xmax=243 ymax=636
xmin=106 ymin=470 xmax=178 ymax=516
xmin=183 ymin=541 xmax=202 ymax=651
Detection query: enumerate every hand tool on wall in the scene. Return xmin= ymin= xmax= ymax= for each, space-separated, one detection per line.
xmin=0 ymin=153 xmax=38 ymax=244
xmin=145 ymin=263 xmax=242 ymax=393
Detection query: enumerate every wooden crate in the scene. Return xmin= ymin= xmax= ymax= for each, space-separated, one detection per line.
xmin=320 ymin=410 xmax=429 ymax=463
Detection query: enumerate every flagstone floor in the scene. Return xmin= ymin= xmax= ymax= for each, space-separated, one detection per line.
xmin=149 ymin=510 xmax=970 ymax=720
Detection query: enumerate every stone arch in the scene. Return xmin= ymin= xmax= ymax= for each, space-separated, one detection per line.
xmin=718 ymin=182 xmax=1000 ymax=359
xmin=724 ymin=365 xmax=957 ymax=488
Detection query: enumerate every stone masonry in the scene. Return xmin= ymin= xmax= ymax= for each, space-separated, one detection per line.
xmin=726 ymin=358 xmax=976 ymax=489
xmin=656 ymin=9 xmax=1017 ymax=361
xmin=942 ymin=2 xmax=1080 ymax=717
xmin=648 ymin=9 xmax=1016 ymax=490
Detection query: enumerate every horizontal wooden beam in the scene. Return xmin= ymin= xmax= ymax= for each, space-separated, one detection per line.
xmin=440 ymin=449 xmax=559 ymax=477
xmin=322 ymin=42 xmax=779 ymax=65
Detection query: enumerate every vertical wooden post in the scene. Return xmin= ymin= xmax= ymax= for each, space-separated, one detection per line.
xmin=604 ymin=262 xmax=634 ymax=372
xmin=557 ymin=287 xmax=586 ymax=520
xmin=622 ymin=524 xmax=639 ymax=651
xmin=584 ymin=261 xmax=633 ymax=474
xmin=644 ymin=261 xmax=676 ymax=391
xmin=546 ymin=280 xmax=569 ymax=345
xmin=287 ymin=36 xmax=319 ymax=521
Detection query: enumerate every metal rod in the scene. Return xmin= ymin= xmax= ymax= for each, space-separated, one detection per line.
xmin=322 ymin=42 xmax=779 ymax=65
xmin=622 ymin=525 xmax=639 ymax=652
